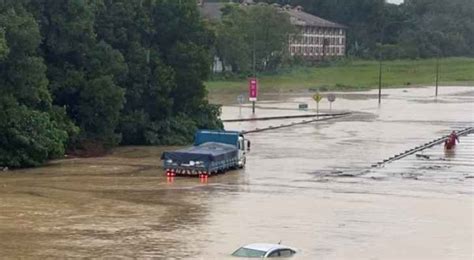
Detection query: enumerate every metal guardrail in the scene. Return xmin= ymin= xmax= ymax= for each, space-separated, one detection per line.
xmin=241 ymin=113 xmax=350 ymax=134
xmin=223 ymin=112 xmax=351 ymax=123
xmin=372 ymin=126 xmax=474 ymax=168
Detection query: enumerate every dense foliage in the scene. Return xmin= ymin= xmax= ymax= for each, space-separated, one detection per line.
xmin=0 ymin=0 xmax=222 ymax=168
xmin=214 ymin=3 xmax=295 ymax=73
xmin=258 ymin=0 xmax=474 ymax=59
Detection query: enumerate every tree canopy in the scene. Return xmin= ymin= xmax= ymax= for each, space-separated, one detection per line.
xmin=0 ymin=0 xmax=222 ymax=168
xmin=214 ymin=3 xmax=295 ymax=73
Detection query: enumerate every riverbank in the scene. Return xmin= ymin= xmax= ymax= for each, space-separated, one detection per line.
xmin=205 ymin=57 xmax=474 ymax=96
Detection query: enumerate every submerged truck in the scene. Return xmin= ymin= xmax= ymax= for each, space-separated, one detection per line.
xmin=161 ymin=130 xmax=249 ymax=177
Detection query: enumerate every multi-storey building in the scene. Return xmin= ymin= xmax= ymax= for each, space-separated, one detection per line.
xmin=284 ymin=5 xmax=347 ymax=60
xmin=198 ymin=1 xmax=347 ymax=70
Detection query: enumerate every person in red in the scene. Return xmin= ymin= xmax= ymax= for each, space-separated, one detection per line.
xmin=450 ymin=131 xmax=460 ymax=143
xmin=445 ymin=131 xmax=459 ymax=150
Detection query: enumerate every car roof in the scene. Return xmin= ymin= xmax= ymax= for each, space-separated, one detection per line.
xmin=242 ymin=243 xmax=293 ymax=252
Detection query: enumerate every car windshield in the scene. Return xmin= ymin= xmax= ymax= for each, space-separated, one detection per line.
xmin=232 ymin=247 xmax=266 ymax=257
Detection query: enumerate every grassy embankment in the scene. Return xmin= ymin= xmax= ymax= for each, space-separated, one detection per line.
xmin=205 ymin=57 xmax=474 ymax=95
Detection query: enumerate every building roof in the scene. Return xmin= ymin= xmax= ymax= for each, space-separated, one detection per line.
xmin=198 ymin=1 xmax=347 ymax=29
xmin=285 ymin=9 xmax=347 ymax=29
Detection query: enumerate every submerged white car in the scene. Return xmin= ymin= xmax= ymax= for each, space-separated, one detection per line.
xmin=232 ymin=243 xmax=297 ymax=258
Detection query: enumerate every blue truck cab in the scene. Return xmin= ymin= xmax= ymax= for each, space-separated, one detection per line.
xmin=161 ymin=130 xmax=249 ymax=177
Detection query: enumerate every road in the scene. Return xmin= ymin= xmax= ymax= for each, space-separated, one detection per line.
xmin=0 ymin=86 xmax=472 ymax=259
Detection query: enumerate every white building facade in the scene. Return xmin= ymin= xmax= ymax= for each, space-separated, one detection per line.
xmin=286 ymin=6 xmax=347 ymax=60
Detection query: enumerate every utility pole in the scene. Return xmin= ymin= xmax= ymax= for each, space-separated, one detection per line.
xmin=378 ymin=55 xmax=382 ymax=105
xmin=378 ymin=1 xmax=385 ymax=106
xmin=435 ymin=53 xmax=439 ymax=97
xmin=252 ymin=30 xmax=256 ymax=114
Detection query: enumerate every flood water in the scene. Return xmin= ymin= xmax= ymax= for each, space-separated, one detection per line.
xmin=1 ymin=86 xmax=473 ymax=259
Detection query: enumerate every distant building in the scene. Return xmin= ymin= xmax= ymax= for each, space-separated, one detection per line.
xmin=198 ymin=1 xmax=347 ymax=70
xmin=283 ymin=5 xmax=347 ymax=60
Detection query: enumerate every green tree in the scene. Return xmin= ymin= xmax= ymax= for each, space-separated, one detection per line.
xmin=0 ymin=3 xmax=51 ymax=110
xmin=96 ymin=0 xmax=222 ymax=145
xmin=28 ymin=0 xmax=126 ymax=147
xmin=215 ymin=3 xmax=295 ymax=73
xmin=215 ymin=5 xmax=251 ymax=73
xmin=95 ymin=0 xmax=176 ymax=144
xmin=261 ymin=0 xmax=474 ymax=58
xmin=0 ymin=2 xmax=68 ymax=167
xmin=0 ymin=28 xmax=8 ymax=59
xmin=0 ymin=99 xmax=67 ymax=168
xmin=398 ymin=0 xmax=474 ymax=58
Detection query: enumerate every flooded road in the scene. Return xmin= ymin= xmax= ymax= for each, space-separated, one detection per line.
xmin=1 ymin=86 xmax=473 ymax=259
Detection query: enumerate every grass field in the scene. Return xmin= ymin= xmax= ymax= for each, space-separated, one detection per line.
xmin=205 ymin=57 xmax=474 ymax=95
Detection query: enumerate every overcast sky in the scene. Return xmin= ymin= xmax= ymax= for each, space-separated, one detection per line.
xmin=387 ymin=0 xmax=404 ymax=4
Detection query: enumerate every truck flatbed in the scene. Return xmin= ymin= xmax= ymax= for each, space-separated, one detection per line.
xmin=161 ymin=130 xmax=248 ymax=177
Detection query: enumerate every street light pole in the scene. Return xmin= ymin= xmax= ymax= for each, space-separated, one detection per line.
xmin=378 ymin=3 xmax=385 ymax=105
xmin=378 ymin=53 xmax=383 ymax=105
xmin=435 ymin=53 xmax=439 ymax=97
xmin=252 ymin=30 xmax=256 ymax=114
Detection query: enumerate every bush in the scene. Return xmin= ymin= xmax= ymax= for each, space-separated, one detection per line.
xmin=0 ymin=102 xmax=68 ymax=168
xmin=144 ymin=114 xmax=198 ymax=145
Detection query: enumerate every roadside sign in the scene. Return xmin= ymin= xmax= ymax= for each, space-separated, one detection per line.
xmin=248 ymin=78 xmax=258 ymax=102
xmin=327 ymin=93 xmax=336 ymax=112
xmin=298 ymin=103 xmax=308 ymax=110
xmin=313 ymin=93 xmax=322 ymax=103
xmin=327 ymin=93 xmax=336 ymax=102
xmin=237 ymin=94 xmax=244 ymax=116
xmin=313 ymin=92 xmax=322 ymax=115
xmin=237 ymin=94 xmax=245 ymax=104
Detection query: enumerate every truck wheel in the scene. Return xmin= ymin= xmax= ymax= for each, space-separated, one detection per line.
xmin=238 ymin=158 xmax=246 ymax=169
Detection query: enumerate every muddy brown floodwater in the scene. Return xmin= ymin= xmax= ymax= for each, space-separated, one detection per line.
xmin=1 ymin=86 xmax=473 ymax=259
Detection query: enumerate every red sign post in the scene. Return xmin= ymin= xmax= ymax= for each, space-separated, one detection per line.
xmin=248 ymin=78 xmax=258 ymax=102
xmin=248 ymin=78 xmax=258 ymax=114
